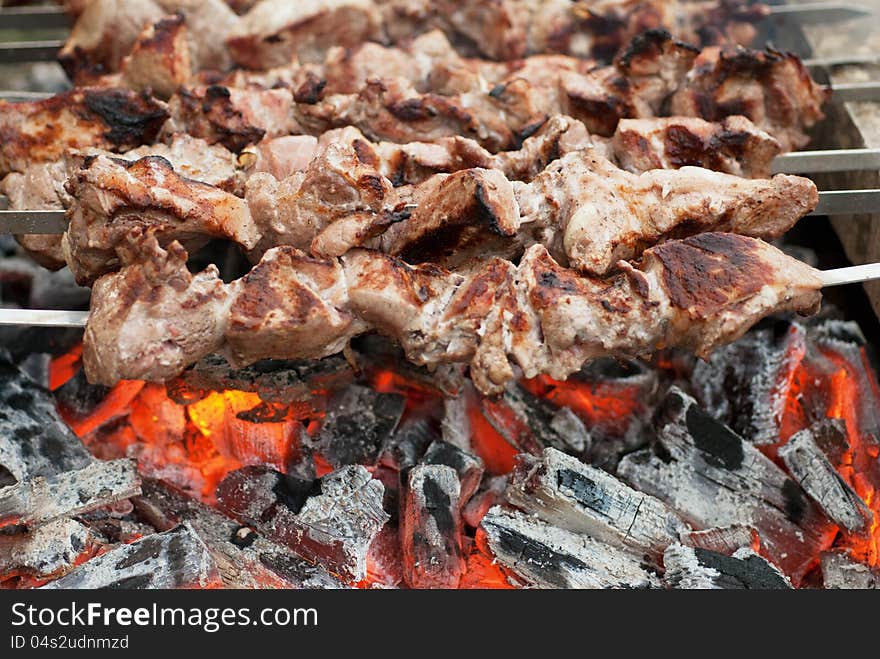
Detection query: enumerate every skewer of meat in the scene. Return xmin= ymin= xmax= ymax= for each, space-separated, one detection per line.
xmin=58 ymin=142 xmax=817 ymax=284
xmin=81 ymin=230 xmax=823 ymax=395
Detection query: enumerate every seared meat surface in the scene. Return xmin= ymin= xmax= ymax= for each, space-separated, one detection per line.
xmin=62 ymin=146 xmax=816 ymax=282
xmin=612 ymin=116 xmax=781 ymax=178
xmin=0 ymin=88 xmax=168 ymax=176
xmin=82 ymin=232 xmax=822 ymax=394
xmin=120 ymin=13 xmax=193 ymax=99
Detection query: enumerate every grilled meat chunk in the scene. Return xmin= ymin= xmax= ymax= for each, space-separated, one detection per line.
xmin=62 ymin=154 xmax=256 ymax=284
xmin=0 ymin=88 xmax=168 ymax=176
xmin=611 ymin=116 xmax=781 ymax=178
xmin=227 ymin=0 xmax=382 ymax=68
xmin=82 ymin=233 xmax=823 ymax=395
xmin=120 ymin=13 xmax=193 ymax=99
xmin=58 ymin=0 xmax=165 ymax=82
xmin=515 ymin=150 xmax=817 ymax=274
xmin=669 ymin=45 xmax=829 ymax=151
xmin=164 ymin=85 xmax=297 ymax=152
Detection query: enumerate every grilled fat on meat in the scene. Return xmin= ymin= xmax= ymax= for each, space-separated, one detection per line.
xmin=61 ymin=146 xmax=817 ymax=283
xmin=82 ymin=231 xmax=823 ymax=395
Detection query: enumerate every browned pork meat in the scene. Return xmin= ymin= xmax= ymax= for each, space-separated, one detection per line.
xmin=669 ymin=45 xmax=830 ymax=151
xmin=227 ymin=0 xmax=383 ymax=68
xmin=62 ymin=146 xmax=816 ymax=283
xmin=62 ymin=154 xmax=257 ymax=284
xmin=82 ymin=232 xmax=823 ymax=395
xmin=120 ymin=13 xmax=192 ymax=99
xmin=164 ymin=85 xmax=297 ymax=152
xmin=611 ymin=116 xmax=782 ymax=178
xmin=0 ymin=88 xmax=168 ymax=176
xmin=58 ymin=0 xmax=165 ymax=82
xmin=511 ymin=149 xmax=817 ymax=274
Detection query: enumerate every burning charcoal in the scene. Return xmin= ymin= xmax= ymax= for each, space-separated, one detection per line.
xmin=167 ymin=353 xmax=355 ymax=404
xmin=378 ymin=418 xmax=439 ymax=472
xmin=0 ymin=355 xmax=91 ymax=483
xmin=423 ymin=440 xmax=484 ymax=504
xmin=680 ymin=525 xmax=760 ymax=556
xmin=0 ymin=459 xmax=141 ymax=530
xmin=691 ymin=320 xmax=807 ymax=446
xmin=478 ymin=507 xmax=660 ymax=589
xmin=353 ymin=335 xmax=466 ymax=397
xmin=616 ymin=387 xmax=836 ymax=585
xmin=53 ymin=368 xmax=112 ymax=423
xmin=134 ymin=479 xmax=344 ymax=589
xmin=401 ymin=464 xmax=464 ymax=589
xmin=0 ymin=519 xmax=104 ymax=584
xmin=810 ymin=320 xmax=880 ymax=438
xmin=820 ymin=550 xmax=880 ymax=589
xmin=41 ymin=524 xmax=221 ymax=589
xmin=506 ymin=448 xmax=688 ymax=566
xmin=308 ymin=385 xmax=405 ymax=468
xmin=441 ymin=393 xmax=471 ymax=452
xmin=779 ymin=423 xmax=873 ymax=535
xmin=480 ymin=382 xmax=590 ymax=457
xmin=663 ymin=544 xmax=792 ymax=590
xmin=364 ymin=524 xmax=404 ymax=589
xmin=217 ymin=465 xmax=389 ymax=582
xmin=462 ymin=475 xmax=508 ymax=529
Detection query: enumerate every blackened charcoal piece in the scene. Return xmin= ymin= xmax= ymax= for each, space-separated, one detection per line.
xmin=378 ymin=418 xmax=439 ymax=472
xmin=41 ymin=524 xmax=221 ymax=590
xmin=423 ymin=440 xmax=484 ymax=505
xmin=779 ymin=423 xmax=872 ymax=535
xmin=479 ymin=507 xmax=660 ymax=589
xmin=821 ymin=550 xmax=880 ymax=589
xmin=217 ymin=465 xmax=389 ymax=582
xmin=135 ymin=479 xmax=344 ymax=589
xmin=481 ymin=383 xmax=590 ymax=457
xmin=680 ymin=525 xmax=759 ymax=556
xmin=0 ymin=355 xmax=91 ymax=483
xmin=29 ymin=267 xmax=91 ymax=311
xmin=401 ymin=465 xmax=464 ymax=589
xmin=309 ymin=385 xmax=405 ymax=468
xmin=18 ymin=353 xmax=52 ymax=389
xmin=506 ymin=448 xmax=688 ymax=566
xmin=663 ymin=544 xmax=792 ymax=589
xmin=54 ymin=368 xmax=111 ymax=422
xmin=441 ymin=392 xmax=472 ymax=452
xmin=463 ymin=475 xmax=508 ymax=529
xmin=691 ymin=320 xmax=807 ymax=446
xmin=0 ymin=459 xmax=140 ymax=530
xmin=0 ymin=518 xmax=103 ymax=583
xmin=617 ymin=387 xmax=835 ymax=585
xmin=0 ymin=327 xmax=84 ymax=363
xmin=168 ymin=353 xmax=354 ymax=404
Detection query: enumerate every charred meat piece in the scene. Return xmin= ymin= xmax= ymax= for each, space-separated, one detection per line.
xmin=612 ymin=116 xmax=781 ymax=178
xmin=83 ymin=233 xmax=823 ymax=397
xmin=0 ymin=88 xmax=168 ymax=176
xmin=63 ymin=154 xmax=256 ymax=284
xmin=669 ymin=45 xmax=829 ymax=151
xmin=164 ymin=85 xmax=297 ymax=153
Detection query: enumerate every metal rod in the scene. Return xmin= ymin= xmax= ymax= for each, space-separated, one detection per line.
xmin=766 ymin=3 xmax=873 ymax=23
xmin=0 ymin=40 xmax=62 ymax=63
xmin=0 ymin=309 xmax=88 ymax=327
xmin=804 ymin=53 xmax=880 ymax=68
xmin=772 ymin=148 xmax=880 ymax=174
xmin=819 ymin=262 xmax=880 ymax=287
xmin=809 ymin=189 xmax=880 ymax=215
xmin=832 ymin=81 xmax=880 ymax=103
xmin=0 ymin=90 xmax=54 ymax=102
xmin=0 ymin=210 xmax=68 ymax=234
xmin=0 ymin=6 xmax=70 ymax=31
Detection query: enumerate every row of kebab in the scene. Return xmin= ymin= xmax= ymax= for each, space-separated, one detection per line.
xmin=0 ymin=0 xmax=847 ymax=395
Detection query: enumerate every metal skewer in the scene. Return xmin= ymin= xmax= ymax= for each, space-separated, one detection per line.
xmin=0 ymin=41 xmax=64 ymax=64
xmin=0 ymin=262 xmax=877 ymax=327
xmin=765 ymin=3 xmax=873 ymax=23
xmin=773 ymin=148 xmax=880 ymax=174
xmin=0 ymin=6 xmax=71 ymax=30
